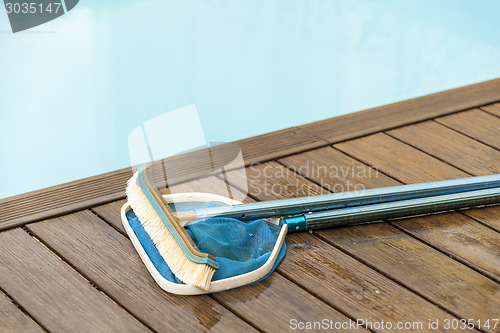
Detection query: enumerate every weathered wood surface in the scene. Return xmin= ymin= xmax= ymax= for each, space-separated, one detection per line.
xmin=280 ymin=233 xmax=466 ymax=333
xmin=482 ymin=102 xmax=500 ymax=117
xmin=0 ymin=169 xmax=132 ymax=231
xmin=237 ymin=161 xmax=328 ymax=200
xmin=391 ymin=212 xmax=500 ymax=281
xmin=211 ymin=274 xmax=366 ymax=333
xmin=463 ymin=206 xmax=500 ymax=232
xmin=334 ymin=133 xmax=468 ymax=183
xmin=435 ymin=109 xmax=500 ymax=150
xmin=0 ymin=291 xmax=45 ymax=333
xmin=321 ymin=223 xmax=500 ymax=327
xmin=28 ymin=211 xmax=258 ymax=333
xmin=91 ymin=199 xmax=128 ymax=234
xmin=278 ymin=146 xmax=400 ymax=191
xmin=0 ymin=228 xmax=149 ymax=333
xmin=387 ymin=121 xmax=500 ymax=175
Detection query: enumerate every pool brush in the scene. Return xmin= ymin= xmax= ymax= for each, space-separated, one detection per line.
xmin=126 ymin=163 xmax=219 ymax=290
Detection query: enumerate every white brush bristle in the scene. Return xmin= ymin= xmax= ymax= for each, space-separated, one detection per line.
xmin=126 ymin=171 xmax=215 ymax=290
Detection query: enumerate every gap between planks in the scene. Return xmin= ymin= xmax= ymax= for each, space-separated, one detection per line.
xmin=19 ymin=226 xmax=158 ymax=333
xmin=0 ymin=285 xmax=47 ymax=333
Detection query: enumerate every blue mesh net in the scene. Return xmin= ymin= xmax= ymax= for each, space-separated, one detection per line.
xmin=126 ymin=201 xmax=286 ymax=290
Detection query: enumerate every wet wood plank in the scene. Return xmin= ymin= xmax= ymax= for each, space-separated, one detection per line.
xmin=0 ymin=291 xmax=45 ymax=333
xmin=391 ymin=212 xmax=500 ymax=281
xmin=212 ymin=273 xmax=366 ymax=333
xmin=435 ymin=109 xmax=500 ymax=150
xmin=387 ymin=121 xmax=500 ymax=175
xmin=319 ymin=223 xmax=500 ymax=331
xmin=278 ymin=146 xmax=400 ymax=191
xmin=334 ymin=133 xmax=468 ymax=184
xmin=28 ymin=211 xmax=258 ymax=333
xmin=299 ymin=78 xmax=500 ymax=144
xmin=280 ymin=233 xmax=465 ymax=333
xmin=0 ymin=228 xmax=149 ymax=333
xmin=481 ymin=102 xmax=500 ymax=117
xmin=462 ymin=206 xmax=500 ymax=233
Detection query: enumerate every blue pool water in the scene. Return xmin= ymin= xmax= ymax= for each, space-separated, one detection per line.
xmin=1 ymin=0 xmax=500 ymax=199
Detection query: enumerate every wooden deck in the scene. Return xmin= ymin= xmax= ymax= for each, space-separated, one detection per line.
xmin=1 ymin=79 xmax=500 ymax=332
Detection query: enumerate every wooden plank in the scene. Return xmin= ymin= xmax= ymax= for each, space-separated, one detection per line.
xmin=236 ymin=126 xmax=328 ymax=164
xmin=278 ymin=146 xmax=400 ymax=191
xmin=391 ymin=212 xmax=500 ymax=281
xmin=28 ymin=211 xmax=258 ymax=333
xmin=436 ymin=109 xmax=500 ymax=150
xmin=92 ymin=199 xmax=128 ymax=234
xmin=230 ymin=161 xmax=328 ymax=201
xmin=463 ymin=206 xmax=500 ymax=232
xmin=481 ymin=102 xmax=500 ymax=117
xmin=0 ymin=168 xmax=132 ymax=231
xmin=0 ymin=228 xmax=149 ymax=332
xmin=299 ymin=78 xmax=500 ymax=143
xmin=387 ymin=121 xmax=500 ymax=175
xmin=318 ymin=223 xmax=500 ymax=330
xmin=0 ymin=291 xmax=44 ymax=333
xmin=334 ymin=132 xmax=468 ymax=184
